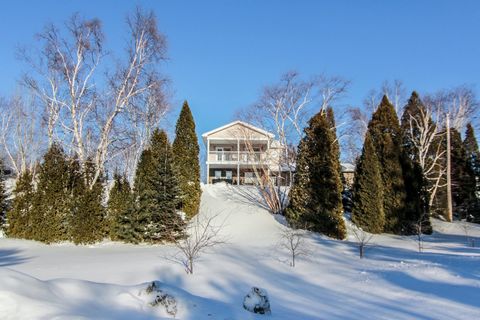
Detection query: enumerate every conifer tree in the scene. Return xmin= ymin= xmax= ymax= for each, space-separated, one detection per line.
xmin=70 ymin=160 xmax=107 ymax=244
xmin=6 ymin=169 xmax=34 ymax=238
xmin=463 ymin=124 xmax=480 ymax=221
xmin=134 ymin=129 xmax=184 ymax=242
xmin=0 ymin=159 xmax=8 ymax=228
xmin=400 ymin=92 xmax=432 ymax=234
xmin=108 ymin=172 xmax=135 ymax=241
xmin=447 ymin=128 xmax=477 ymax=221
xmin=367 ymin=95 xmax=406 ymax=233
xmin=351 ymin=132 xmax=385 ymax=233
xmin=285 ymin=138 xmax=310 ymax=225
xmin=30 ymin=143 xmax=72 ymax=243
xmin=172 ymin=101 xmax=202 ymax=218
xmin=326 ymin=107 xmax=342 ymax=176
xmin=286 ymin=110 xmax=346 ymax=239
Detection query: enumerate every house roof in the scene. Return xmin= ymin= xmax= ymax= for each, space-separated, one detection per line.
xmin=201 ymin=120 xmax=275 ymax=140
xmin=340 ymin=163 xmax=355 ymax=173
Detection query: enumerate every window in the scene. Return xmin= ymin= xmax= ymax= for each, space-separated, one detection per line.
xmin=215 ymin=170 xmax=222 ymax=178
xmin=226 ymin=171 xmax=232 ymax=179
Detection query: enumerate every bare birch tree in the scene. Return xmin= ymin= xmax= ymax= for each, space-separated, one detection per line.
xmin=20 ymin=8 xmax=169 ymax=187
xmin=0 ymin=95 xmax=44 ymax=176
xmin=237 ymin=71 xmax=349 ymax=214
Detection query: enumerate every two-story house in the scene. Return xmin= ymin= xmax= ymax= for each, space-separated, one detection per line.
xmin=202 ymin=120 xmax=355 ymax=187
xmin=202 ymin=121 xmax=290 ymax=186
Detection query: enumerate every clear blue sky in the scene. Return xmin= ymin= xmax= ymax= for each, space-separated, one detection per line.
xmin=0 ymin=0 xmax=479 ymax=138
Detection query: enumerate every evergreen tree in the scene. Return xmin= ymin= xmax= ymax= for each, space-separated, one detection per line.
xmin=30 ymin=143 xmax=72 ymax=243
xmin=400 ymin=92 xmax=432 ymax=234
xmin=367 ymin=95 xmax=406 ymax=233
xmin=285 ymin=138 xmax=310 ymax=225
xmin=6 ymin=169 xmax=34 ymax=238
xmin=0 ymin=159 xmax=8 ymax=228
xmin=447 ymin=128 xmax=477 ymax=221
xmin=134 ymin=129 xmax=184 ymax=242
xmin=464 ymin=123 xmax=480 ymax=184
xmin=351 ymin=132 xmax=385 ymax=233
xmin=326 ymin=107 xmax=342 ymax=177
xmin=70 ymin=160 xmax=107 ymax=244
xmin=107 ymin=172 xmax=136 ymax=241
xmin=172 ymin=101 xmax=202 ymax=218
xmin=463 ymin=123 xmax=480 ymax=222
xmin=286 ymin=110 xmax=346 ymax=239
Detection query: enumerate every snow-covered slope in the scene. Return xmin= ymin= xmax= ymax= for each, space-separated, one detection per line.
xmin=1 ymin=183 xmax=480 ymax=319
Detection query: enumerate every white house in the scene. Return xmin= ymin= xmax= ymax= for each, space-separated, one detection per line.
xmin=202 ymin=121 xmax=291 ymax=186
xmin=202 ymin=120 xmax=355 ymax=187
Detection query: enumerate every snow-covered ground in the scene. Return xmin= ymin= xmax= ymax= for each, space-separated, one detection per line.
xmin=1 ymin=183 xmax=480 ymax=319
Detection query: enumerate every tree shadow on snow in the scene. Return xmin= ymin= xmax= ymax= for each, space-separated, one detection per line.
xmin=0 ymin=248 xmax=30 ymax=267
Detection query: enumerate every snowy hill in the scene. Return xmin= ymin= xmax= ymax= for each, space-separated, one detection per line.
xmin=1 ymin=183 xmax=480 ymax=319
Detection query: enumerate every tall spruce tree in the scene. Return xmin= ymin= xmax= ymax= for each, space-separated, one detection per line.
xmin=367 ymin=95 xmax=406 ymax=233
xmin=6 ymin=169 xmax=34 ymax=238
xmin=463 ymin=124 xmax=480 ymax=221
xmin=108 ymin=172 xmax=136 ymax=241
xmin=286 ymin=110 xmax=346 ymax=239
xmin=134 ymin=129 xmax=184 ymax=243
xmin=70 ymin=160 xmax=107 ymax=244
xmin=172 ymin=101 xmax=202 ymax=218
xmin=0 ymin=159 xmax=8 ymax=228
xmin=351 ymin=132 xmax=385 ymax=233
xmin=30 ymin=143 xmax=72 ymax=243
xmin=400 ymin=92 xmax=432 ymax=234
xmin=450 ymin=128 xmax=476 ymax=220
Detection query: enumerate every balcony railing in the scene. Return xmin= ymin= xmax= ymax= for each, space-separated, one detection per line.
xmin=208 ymin=151 xmax=265 ymax=163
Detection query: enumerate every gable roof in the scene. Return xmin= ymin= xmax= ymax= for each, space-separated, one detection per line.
xmin=202 ymin=120 xmax=275 ymax=139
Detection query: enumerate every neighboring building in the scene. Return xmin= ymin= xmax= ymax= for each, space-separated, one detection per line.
xmin=202 ymin=121 xmax=291 ymax=186
xmin=340 ymin=163 xmax=355 ymax=188
xmin=202 ymin=120 xmax=355 ymax=187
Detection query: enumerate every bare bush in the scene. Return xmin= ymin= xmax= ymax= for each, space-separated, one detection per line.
xmin=351 ymin=226 xmax=374 ymax=259
xmin=278 ymin=226 xmax=310 ymax=267
xmin=174 ymin=213 xmax=226 ymax=274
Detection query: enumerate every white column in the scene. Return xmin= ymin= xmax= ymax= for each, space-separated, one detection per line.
xmin=237 ymin=138 xmax=240 ymax=185
xmin=207 ymin=138 xmax=210 ymax=184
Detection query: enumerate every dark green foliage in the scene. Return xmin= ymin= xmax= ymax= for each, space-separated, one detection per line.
xmin=30 ymin=144 xmax=72 ymax=243
xmin=70 ymin=160 xmax=107 ymax=244
xmin=0 ymin=159 xmax=8 ymax=228
xmin=285 ymin=138 xmax=310 ymax=224
xmin=463 ymin=124 xmax=480 ymax=222
xmin=401 ymin=154 xmax=432 ymax=234
xmin=107 ymin=172 xmax=136 ymax=241
xmin=286 ymin=110 xmax=346 ymax=240
xmin=351 ymin=132 xmax=385 ymax=233
xmin=445 ymin=128 xmax=477 ymax=221
xmin=326 ymin=107 xmax=342 ymax=177
xmin=400 ymin=92 xmax=432 ymax=234
xmin=400 ymin=92 xmax=436 ymax=164
xmin=464 ymin=124 xmax=480 ymax=181
xmin=367 ymin=95 xmax=406 ymax=233
xmin=172 ymin=101 xmax=202 ymax=218
xmin=6 ymin=170 xmax=34 ymax=238
xmin=134 ymin=129 xmax=184 ymax=243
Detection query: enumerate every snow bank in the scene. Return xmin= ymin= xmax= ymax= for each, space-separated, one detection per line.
xmin=1 ymin=184 xmax=480 ymax=319
xmin=0 ymin=268 xmax=242 ymax=320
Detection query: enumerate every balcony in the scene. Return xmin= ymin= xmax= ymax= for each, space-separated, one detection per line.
xmin=208 ymin=151 xmax=265 ymax=164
